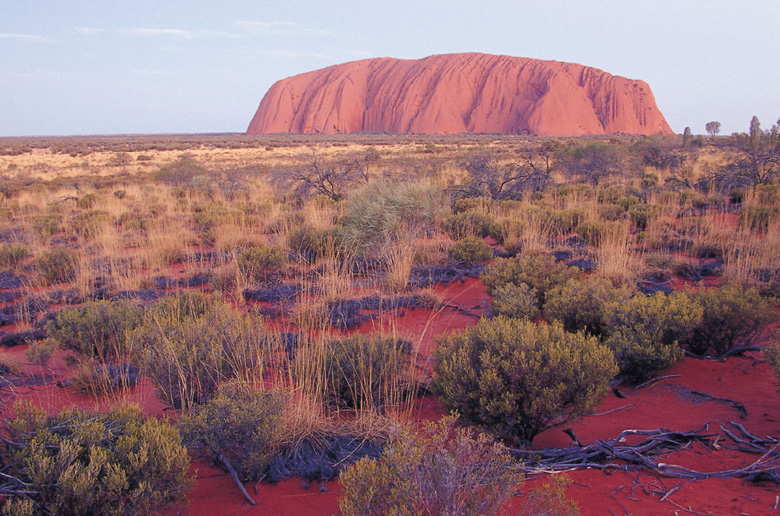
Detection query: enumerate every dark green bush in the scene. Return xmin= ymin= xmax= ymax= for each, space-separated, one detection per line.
xmin=447 ymin=236 xmax=493 ymax=266
xmin=133 ymin=293 xmax=271 ymax=409
xmin=286 ymin=224 xmax=330 ymax=262
xmin=491 ymin=283 xmax=540 ymax=320
xmin=685 ymin=284 xmax=774 ymax=357
xmin=339 ymin=417 xmax=522 ymax=516
xmin=47 ymin=300 xmax=143 ymax=361
xmin=236 ymin=244 xmax=288 ymax=284
xmin=481 ymin=253 xmax=581 ymax=304
xmin=434 ymin=317 xmax=617 ymax=445
xmin=604 ymin=291 xmax=702 ymax=382
xmin=180 ymin=382 xmax=286 ymax=483
xmin=544 ymin=277 xmax=633 ymax=336
xmin=36 ymin=247 xmax=78 ymax=284
xmin=1 ymin=403 xmax=191 ymax=516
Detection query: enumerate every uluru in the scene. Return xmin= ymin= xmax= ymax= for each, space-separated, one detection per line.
xmin=247 ymin=53 xmax=673 ymax=137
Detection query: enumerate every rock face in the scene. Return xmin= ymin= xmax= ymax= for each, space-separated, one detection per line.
xmin=247 ymin=53 xmax=673 ymax=137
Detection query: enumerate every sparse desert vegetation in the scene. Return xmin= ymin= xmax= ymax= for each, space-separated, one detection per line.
xmin=1 ymin=125 xmax=779 ymax=515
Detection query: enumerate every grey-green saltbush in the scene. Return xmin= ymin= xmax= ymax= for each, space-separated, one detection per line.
xmin=434 ymin=317 xmax=617 ymax=446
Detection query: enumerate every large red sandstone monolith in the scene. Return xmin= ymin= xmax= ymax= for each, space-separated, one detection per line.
xmin=247 ymin=53 xmax=673 ymax=137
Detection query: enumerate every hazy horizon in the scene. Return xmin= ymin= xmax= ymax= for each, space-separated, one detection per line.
xmin=2 ymin=0 xmax=778 ymax=137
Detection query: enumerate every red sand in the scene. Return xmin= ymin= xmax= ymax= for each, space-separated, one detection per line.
xmin=3 ymin=275 xmax=779 ymax=516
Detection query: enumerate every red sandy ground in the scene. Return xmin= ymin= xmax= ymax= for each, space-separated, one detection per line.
xmin=3 ymin=275 xmax=779 ymax=516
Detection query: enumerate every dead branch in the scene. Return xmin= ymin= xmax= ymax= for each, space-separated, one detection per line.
xmin=512 ymin=424 xmax=780 ymax=484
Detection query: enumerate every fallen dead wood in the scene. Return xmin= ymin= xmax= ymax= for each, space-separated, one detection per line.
xmin=512 ymin=424 xmax=780 ymax=484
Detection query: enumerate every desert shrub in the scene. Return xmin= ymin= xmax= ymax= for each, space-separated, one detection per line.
xmin=482 ymin=253 xmax=582 ymax=304
xmin=685 ymin=283 xmax=774 ymax=356
xmin=604 ymin=291 xmax=703 ymax=382
xmin=36 ymin=247 xmax=78 ymax=284
xmin=0 ymin=243 xmax=29 ymax=270
xmin=765 ymin=340 xmax=780 ymax=390
xmin=339 ymin=417 xmax=522 ymax=516
xmin=31 ymin=213 xmax=61 ymax=239
xmin=180 ymin=382 xmax=286 ymax=483
xmin=740 ymin=205 xmax=777 ymax=233
xmin=24 ymin=338 xmax=58 ymax=368
xmin=598 ymin=203 xmax=625 ymax=221
xmin=448 ymin=236 xmax=493 ymax=266
xmin=546 ymin=209 xmax=585 ymax=235
xmin=71 ymin=210 xmax=111 ymax=239
xmin=574 ymin=220 xmax=624 ymax=245
xmin=442 ymin=211 xmax=498 ymax=240
xmin=300 ymin=334 xmax=416 ymax=410
xmin=544 ymin=277 xmax=633 ymax=336
xmin=47 ymin=299 xmax=143 ymax=361
xmin=491 ymin=282 xmax=540 ymax=320
xmin=452 ymin=197 xmax=487 ymax=213
xmin=518 ymin=476 xmax=581 ymax=516
xmin=0 ymin=403 xmax=191 ymax=516
xmin=133 ymin=293 xmax=270 ymax=409
xmin=76 ymin=193 xmax=97 ymax=209
xmin=69 ymin=360 xmax=140 ymax=397
xmin=341 ymin=180 xmax=445 ymax=254
xmin=434 ymin=317 xmax=617 ymax=445
xmin=287 ymin=224 xmax=332 ymax=262
xmin=236 ymin=245 xmax=287 ymax=284
xmin=629 ymin=204 xmax=659 ymax=230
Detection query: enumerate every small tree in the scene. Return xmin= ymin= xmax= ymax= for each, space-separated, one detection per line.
xmin=705 ymin=121 xmax=721 ymax=136
xmin=0 ymin=404 xmax=191 ymax=516
xmin=339 ymin=417 xmax=522 ymax=516
xmin=434 ymin=317 xmax=617 ymax=446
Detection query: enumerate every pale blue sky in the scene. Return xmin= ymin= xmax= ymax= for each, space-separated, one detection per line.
xmin=1 ymin=0 xmax=777 ymax=136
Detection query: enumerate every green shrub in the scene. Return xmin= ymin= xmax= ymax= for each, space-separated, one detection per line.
xmin=71 ymin=210 xmax=111 ymax=239
xmin=31 ymin=213 xmax=61 ymax=239
xmin=0 ymin=403 xmax=191 ymax=516
xmin=24 ymin=338 xmax=58 ymax=368
xmin=286 ymin=224 xmax=331 ymax=262
xmin=448 ymin=236 xmax=493 ymax=266
xmin=47 ymin=300 xmax=143 ymax=361
xmin=604 ymin=291 xmax=703 ymax=382
xmin=765 ymin=340 xmax=780 ymax=390
xmin=339 ymin=417 xmax=522 ymax=516
xmin=482 ymin=253 xmax=581 ymax=304
xmin=544 ymin=277 xmax=632 ymax=336
xmin=180 ymin=382 xmax=286 ymax=483
xmin=236 ymin=245 xmax=287 ymax=284
xmin=133 ymin=293 xmax=271 ymax=409
xmin=36 ymin=247 xmax=78 ymax=284
xmin=685 ymin=284 xmax=774 ymax=357
xmin=0 ymin=243 xmax=29 ymax=270
xmin=518 ymin=476 xmax=581 ymax=516
xmin=341 ymin=181 xmax=445 ymax=254
xmin=76 ymin=193 xmax=97 ymax=209
xmin=574 ymin=220 xmax=624 ymax=245
xmin=442 ymin=211 xmax=498 ymax=240
xmin=491 ymin=283 xmax=540 ymax=320
xmin=300 ymin=334 xmax=415 ymax=410
xmin=69 ymin=360 xmax=140 ymax=397
xmin=434 ymin=317 xmax=617 ymax=445
xmin=598 ymin=203 xmax=625 ymax=221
